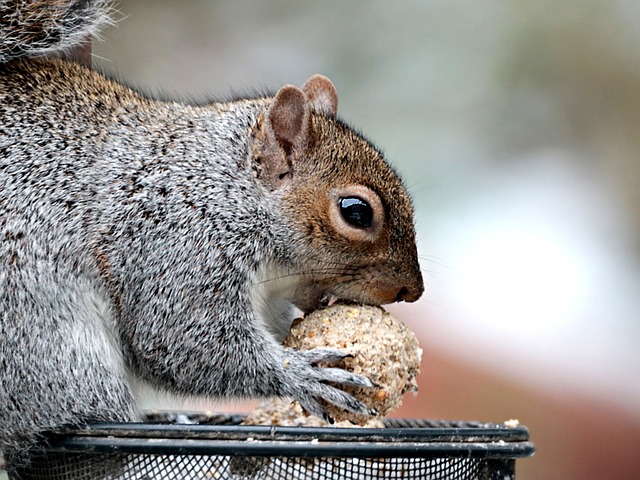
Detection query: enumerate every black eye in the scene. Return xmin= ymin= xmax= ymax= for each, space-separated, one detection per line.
xmin=339 ymin=197 xmax=373 ymax=229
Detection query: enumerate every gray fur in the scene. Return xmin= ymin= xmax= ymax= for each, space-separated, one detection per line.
xmin=0 ymin=1 xmax=424 ymax=469
xmin=0 ymin=60 xmax=368 ymax=457
xmin=0 ymin=0 xmax=114 ymax=62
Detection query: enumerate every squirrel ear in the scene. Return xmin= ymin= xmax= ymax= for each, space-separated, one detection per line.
xmin=255 ymin=85 xmax=311 ymax=189
xmin=302 ymin=74 xmax=338 ymax=117
xmin=268 ymin=85 xmax=311 ymax=155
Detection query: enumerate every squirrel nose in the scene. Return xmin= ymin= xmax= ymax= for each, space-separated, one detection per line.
xmin=394 ymin=282 xmax=424 ymax=303
xmin=394 ymin=287 xmax=409 ymax=303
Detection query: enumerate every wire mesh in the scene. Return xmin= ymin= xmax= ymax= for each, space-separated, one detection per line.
xmin=12 ymin=453 xmax=489 ymax=480
xmin=8 ymin=415 xmax=533 ymax=480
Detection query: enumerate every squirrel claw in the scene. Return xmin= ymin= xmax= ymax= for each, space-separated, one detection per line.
xmin=315 ymin=367 xmax=375 ymax=389
xmin=298 ymin=347 xmax=353 ymax=365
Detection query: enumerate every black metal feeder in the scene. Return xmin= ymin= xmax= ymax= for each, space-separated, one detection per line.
xmin=9 ymin=413 xmax=535 ymax=480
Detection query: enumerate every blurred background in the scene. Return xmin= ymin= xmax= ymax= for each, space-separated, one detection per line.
xmin=91 ymin=1 xmax=640 ymax=478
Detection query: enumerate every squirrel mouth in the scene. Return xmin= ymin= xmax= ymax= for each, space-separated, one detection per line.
xmin=314 ymin=294 xmax=367 ymax=312
xmin=299 ymin=294 xmax=348 ymax=317
xmin=319 ymin=294 xmax=339 ymax=308
xmin=293 ymin=282 xmax=367 ymax=313
xmin=292 ymin=286 xmax=341 ymax=314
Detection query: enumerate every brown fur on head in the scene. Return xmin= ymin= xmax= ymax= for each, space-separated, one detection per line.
xmin=252 ymin=74 xmax=424 ymax=311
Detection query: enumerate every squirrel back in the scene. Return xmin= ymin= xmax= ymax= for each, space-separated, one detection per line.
xmin=0 ymin=0 xmax=424 ymax=470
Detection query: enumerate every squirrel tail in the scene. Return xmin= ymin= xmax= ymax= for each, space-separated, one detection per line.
xmin=0 ymin=0 xmax=114 ymax=63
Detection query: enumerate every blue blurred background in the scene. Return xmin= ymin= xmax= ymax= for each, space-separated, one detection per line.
xmin=93 ymin=2 xmax=640 ymax=478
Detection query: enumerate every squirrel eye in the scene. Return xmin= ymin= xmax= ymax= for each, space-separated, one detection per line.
xmin=339 ymin=197 xmax=373 ymax=229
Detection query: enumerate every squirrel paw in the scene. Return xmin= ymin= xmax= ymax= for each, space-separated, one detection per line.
xmin=297 ymin=383 xmax=378 ymax=424
xmin=283 ymin=348 xmax=376 ymax=422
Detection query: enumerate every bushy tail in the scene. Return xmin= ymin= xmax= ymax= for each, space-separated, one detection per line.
xmin=0 ymin=0 xmax=114 ymax=63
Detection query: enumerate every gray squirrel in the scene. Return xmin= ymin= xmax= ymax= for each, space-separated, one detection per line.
xmin=0 ymin=0 xmax=424 ymax=468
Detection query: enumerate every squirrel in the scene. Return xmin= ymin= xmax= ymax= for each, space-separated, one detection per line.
xmin=0 ymin=0 xmax=424 ymax=468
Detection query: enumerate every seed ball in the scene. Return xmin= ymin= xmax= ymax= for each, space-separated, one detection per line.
xmin=243 ymin=304 xmax=422 ymax=427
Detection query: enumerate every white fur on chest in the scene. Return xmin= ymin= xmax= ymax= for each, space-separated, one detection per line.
xmin=250 ymin=263 xmax=301 ymax=342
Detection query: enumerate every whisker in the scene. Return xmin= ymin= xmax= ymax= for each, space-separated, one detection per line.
xmin=418 ymin=254 xmax=451 ymax=270
xmin=420 ymin=268 xmax=439 ymax=281
xmin=252 ymin=252 xmax=367 ymax=286
xmin=255 ymin=268 xmax=360 ymax=286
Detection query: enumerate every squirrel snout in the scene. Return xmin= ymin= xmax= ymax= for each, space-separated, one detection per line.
xmin=394 ymin=281 xmax=424 ymax=303
xmin=395 ymin=286 xmax=417 ymax=303
xmin=375 ymin=271 xmax=424 ymax=304
xmin=394 ymin=267 xmax=425 ymax=303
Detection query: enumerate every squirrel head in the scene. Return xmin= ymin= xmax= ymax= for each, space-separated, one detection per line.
xmin=252 ymin=75 xmax=424 ymax=312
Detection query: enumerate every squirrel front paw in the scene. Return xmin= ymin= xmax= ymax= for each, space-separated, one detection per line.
xmin=281 ymin=348 xmax=376 ymax=423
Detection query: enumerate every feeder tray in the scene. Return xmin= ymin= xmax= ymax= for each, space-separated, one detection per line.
xmin=9 ymin=412 xmax=535 ymax=480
